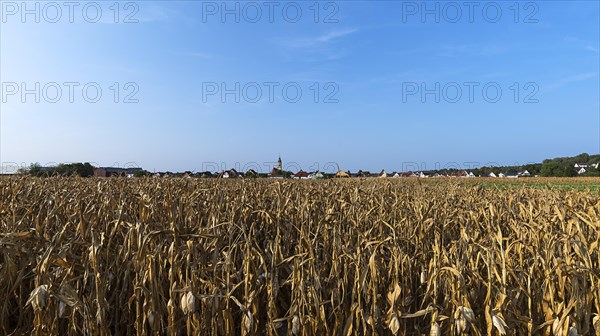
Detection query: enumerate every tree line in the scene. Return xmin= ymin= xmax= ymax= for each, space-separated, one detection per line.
xmin=15 ymin=153 xmax=600 ymax=178
xmin=18 ymin=163 xmax=95 ymax=177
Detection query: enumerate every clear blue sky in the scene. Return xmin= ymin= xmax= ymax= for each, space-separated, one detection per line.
xmin=1 ymin=1 xmax=599 ymax=173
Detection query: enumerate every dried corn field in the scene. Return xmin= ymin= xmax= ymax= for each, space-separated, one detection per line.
xmin=2 ymin=177 xmax=600 ymax=335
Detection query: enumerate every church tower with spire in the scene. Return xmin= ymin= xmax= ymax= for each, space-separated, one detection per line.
xmin=271 ymin=155 xmax=284 ymax=177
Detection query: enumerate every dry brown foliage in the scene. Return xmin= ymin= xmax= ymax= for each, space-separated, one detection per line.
xmin=1 ymin=177 xmax=600 ymax=335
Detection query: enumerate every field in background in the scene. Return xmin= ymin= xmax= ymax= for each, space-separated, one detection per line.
xmin=425 ymin=177 xmax=600 ymax=193
xmin=1 ymin=177 xmax=600 ymax=335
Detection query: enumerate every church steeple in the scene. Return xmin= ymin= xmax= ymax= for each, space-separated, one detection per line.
xmin=277 ymin=155 xmax=282 ymax=170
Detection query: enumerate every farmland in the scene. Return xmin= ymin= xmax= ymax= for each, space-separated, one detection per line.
xmin=1 ymin=177 xmax=600 ymax=335
xmin=428 ymin=177 xmax=600 ymax=194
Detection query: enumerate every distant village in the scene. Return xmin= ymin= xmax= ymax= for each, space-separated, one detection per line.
xmin=93 ymin=156 xmax=546 ymax=179
xmin=8 ymin=154 xmax=600 ymax=178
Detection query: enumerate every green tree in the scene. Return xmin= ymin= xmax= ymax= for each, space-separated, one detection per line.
xmin=18 ymin=163 xmax=41 ymax=175
xmin=575 ymin=153 xmax=590 ymax=163
xmin=133 ymin=170 xmax=151 ymax=177
xmin=541 ymin=159 xmax=559 ymax=177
